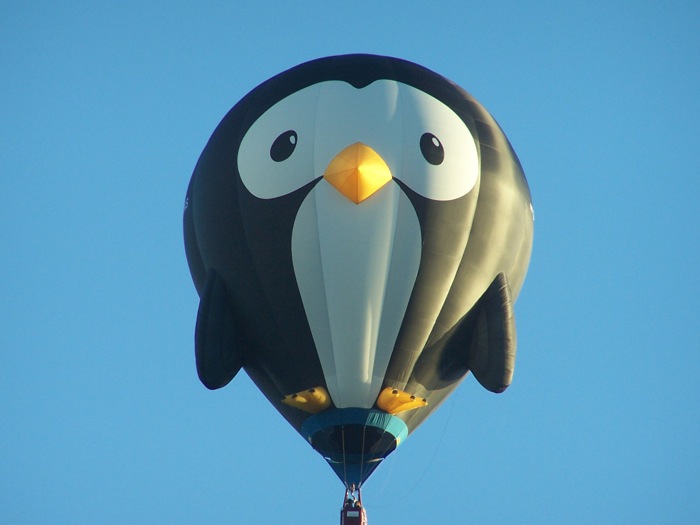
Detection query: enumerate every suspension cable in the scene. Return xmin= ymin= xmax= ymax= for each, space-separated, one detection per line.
xmin=358 ymin=423 xmax=368 ymax=487
xmin=341 ymin=425 xmax=348 ymax=488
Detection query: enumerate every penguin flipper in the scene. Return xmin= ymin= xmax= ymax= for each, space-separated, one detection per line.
xmin=468 ymin=272 xmax=517 ymax=393
xmin=195 ymin=269 xmax=243 ymax=390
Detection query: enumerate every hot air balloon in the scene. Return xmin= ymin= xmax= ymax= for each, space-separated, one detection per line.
xmin=183 ymin=54 xmax=533 ymax=501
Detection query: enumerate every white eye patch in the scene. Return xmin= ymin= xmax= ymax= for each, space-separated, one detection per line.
xmin=237 ymin=80 xmax=478 ymax=201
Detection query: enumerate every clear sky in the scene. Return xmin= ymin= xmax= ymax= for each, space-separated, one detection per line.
xmin=2 ymin=2 xmax=699 ymax=524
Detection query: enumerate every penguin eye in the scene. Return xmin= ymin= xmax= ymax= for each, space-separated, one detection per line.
xmin=420 ymin=133 xmax=444 ymax=165
xmin=270 ymin=130 xmax=298 ymax=162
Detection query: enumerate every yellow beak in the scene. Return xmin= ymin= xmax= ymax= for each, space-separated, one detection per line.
xmin=322 ymin=143 xmax=392 ymax=204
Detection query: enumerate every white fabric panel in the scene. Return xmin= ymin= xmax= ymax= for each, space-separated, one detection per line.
xmin=292 ymin=182 xmax=421 ymax=408
xmin=237 ymin=85 xmax=320 ymax=198
xmin=312 ymin=81 xmax=403 ymax=181
xmin=397 ymin=84 xmax=478 ymax=200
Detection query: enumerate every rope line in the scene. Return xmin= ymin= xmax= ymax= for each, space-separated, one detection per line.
xmin=341 ymin=425 xmax=348 ymax=488
xmin=358 ymin=423 xmax=368 ymax=488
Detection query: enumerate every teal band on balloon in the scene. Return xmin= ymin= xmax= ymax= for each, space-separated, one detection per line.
xmin=301 ymin=408 xmax=408 ymax=445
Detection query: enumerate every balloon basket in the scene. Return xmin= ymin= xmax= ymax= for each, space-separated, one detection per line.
xmin=340 ymin=486 xmax=367 ymax=525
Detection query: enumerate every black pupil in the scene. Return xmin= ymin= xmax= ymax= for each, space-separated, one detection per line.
xmin=420 ymin=133 xmax=444 ymax=165
xmin=270 ymin=130 xmax=297 ymax=162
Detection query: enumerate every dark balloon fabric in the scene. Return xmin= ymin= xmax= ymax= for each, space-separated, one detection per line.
xmin=184 ymin=54 xmax=533 ymax=486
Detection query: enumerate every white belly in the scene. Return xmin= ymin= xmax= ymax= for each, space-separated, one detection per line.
xmin=292 ymin=181 xmax=421 ymax=408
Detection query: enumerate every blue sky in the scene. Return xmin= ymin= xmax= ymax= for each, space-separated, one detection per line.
xmin=2 ymin=2 xmax=699 ymax=523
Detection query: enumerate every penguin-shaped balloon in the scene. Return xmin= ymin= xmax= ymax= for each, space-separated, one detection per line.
xmin=184 ymin=54 xmax=533 ymax=486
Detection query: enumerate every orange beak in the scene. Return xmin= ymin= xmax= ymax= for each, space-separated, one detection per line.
xmin=323 ymin=143 xmax=392 ymax=204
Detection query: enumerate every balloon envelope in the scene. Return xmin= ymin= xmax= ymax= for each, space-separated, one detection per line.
xmin=184 ymin=54 xmax=533 ymax=486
